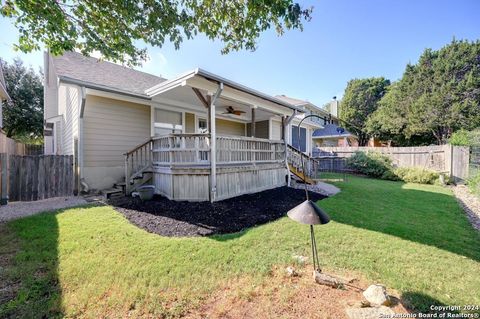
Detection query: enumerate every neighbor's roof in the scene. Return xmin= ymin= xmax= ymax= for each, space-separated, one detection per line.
xmin=52 ymin=51 xmax=166 ymax=97
xmin=276 ymin=94 xmax=333 ymax=116
xmin=312 ymin=123 xmax=356 ymax=139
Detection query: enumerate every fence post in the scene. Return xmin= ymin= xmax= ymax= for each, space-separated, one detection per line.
xmin=0 ymin=153 xmax=8 ymax=205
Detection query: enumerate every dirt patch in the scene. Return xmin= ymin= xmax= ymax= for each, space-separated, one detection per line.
xmin=183 ymin=266 xmax=409 ymax=319
xmin=109 ymin=187 xmax=326 ymax=237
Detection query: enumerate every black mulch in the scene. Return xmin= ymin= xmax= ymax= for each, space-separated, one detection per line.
xmin=109 ymin=187 xmax=326 ymax=237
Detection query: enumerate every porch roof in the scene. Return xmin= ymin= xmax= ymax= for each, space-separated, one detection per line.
xmin=145 ymin=68 xmax=304 ymax=114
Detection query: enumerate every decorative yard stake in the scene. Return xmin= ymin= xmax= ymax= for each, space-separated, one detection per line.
xmin=288 ymin=113 xmax=332 ymax=273
xmin=287 ymin=199 xmax=330 ymax=272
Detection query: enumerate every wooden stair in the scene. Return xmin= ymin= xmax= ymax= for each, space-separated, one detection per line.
xmin=288 ymin=164 xmax=315 ymax=185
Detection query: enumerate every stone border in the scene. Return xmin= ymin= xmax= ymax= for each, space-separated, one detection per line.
xmin=451 ymin=185 xmax=480 ymax=231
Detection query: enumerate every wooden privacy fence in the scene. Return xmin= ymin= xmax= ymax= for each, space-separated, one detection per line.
xmin=0 ymin=154 xmax=74 ymax=203
xmin=312 ymin=144 xmax=470 ymax=183
xmin=0 ymin=131 xmax=43 ymax=155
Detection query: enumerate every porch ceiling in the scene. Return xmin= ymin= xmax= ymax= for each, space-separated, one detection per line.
xmin=152 ymin=85 xmax=282 ymax=122
xmin=146 ymin=68 xmax=303 ymax=120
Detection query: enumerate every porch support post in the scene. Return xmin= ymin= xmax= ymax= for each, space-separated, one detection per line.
xmin=284 ymin=110 xmax=298 ymax=187
xmin=209 ymin=83 xmax=223 ymax=202
xmin=251 ymin=107 xmax=256 ymax=137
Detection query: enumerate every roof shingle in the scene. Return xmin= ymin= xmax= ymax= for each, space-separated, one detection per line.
xmin=52 ymin=51 xmax=166 ymax=96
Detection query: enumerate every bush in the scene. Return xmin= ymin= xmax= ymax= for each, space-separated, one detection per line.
xmin=393 ymin=167 xmax=439 ymax=185
xmin=346 ymin=151 xmax=440 ymax=184
xmin=346 ymin=151 xmax=397 ymax=179
xmin=449 ymin=128 xmax=480 ymax=146
xmin=468 ymin=173 xmax=480 ymax=196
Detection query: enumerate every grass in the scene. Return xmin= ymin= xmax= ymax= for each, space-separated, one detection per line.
xmin=1 ymin=175 xmax=479 ymax=318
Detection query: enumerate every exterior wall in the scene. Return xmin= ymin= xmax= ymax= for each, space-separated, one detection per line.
xmin=0 ymin=99 xmax=3 ymax=129
xmin=58 ymin=84 xmax=81 ymax=155
xmin=271 ymin=120 xmax=282 ymax=140
xmin=185 ymin=112 xmax=195 ymax=133
xmin=44 ymin=53 xmax=59 ymax=120
xmin=83 ymin=95 xmax=150 ymax=190
xmin=216 ymin=118 xmax=245 ymax=136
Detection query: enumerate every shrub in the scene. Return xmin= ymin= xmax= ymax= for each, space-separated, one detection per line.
xmin=346 ymin=151 xmax=396 ymax=179
xmin=468 ymin=173 xmax=480 ymax=196
xmin=449 ymin=128 xmax=480 ymax=146
xmin=393 ymin=167 xmax=439 ymax=185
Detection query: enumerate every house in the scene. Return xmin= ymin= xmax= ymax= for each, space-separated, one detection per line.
xmin=275 ymin=95 xmax=326 ymax=156
xmin=0 ymin=63 xmax=10 ymax=130
xmin=43 ymin=51 xmax=315 ymax=202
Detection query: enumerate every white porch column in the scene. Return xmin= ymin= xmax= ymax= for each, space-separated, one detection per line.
xmin=209 ymin=83 xmax=223 ymax=202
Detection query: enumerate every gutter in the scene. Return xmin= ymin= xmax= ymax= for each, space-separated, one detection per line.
xmin=59 ymin=76 xmax=152 ymax=101
xmin=78 ymin=86 xmax=89 ymax=192
xmin=284 ymin=110 xmax=299 ymax=186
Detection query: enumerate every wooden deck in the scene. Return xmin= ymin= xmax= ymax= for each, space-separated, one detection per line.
xmin=125 ymin=134 xmax=287 ymax=201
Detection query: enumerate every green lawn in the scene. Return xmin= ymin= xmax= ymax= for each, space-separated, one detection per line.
xmin=1 ymin=176 xmax=479 ymax=318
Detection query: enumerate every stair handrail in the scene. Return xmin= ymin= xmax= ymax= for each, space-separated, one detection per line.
xmin=124 ymin=138 xmax=154 ymax=194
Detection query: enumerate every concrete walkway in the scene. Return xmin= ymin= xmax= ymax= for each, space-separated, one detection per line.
xmin=291 ymin=180 xmax=341 ymax=197
xmin=0 ymin=196 xmax=88 ymax=223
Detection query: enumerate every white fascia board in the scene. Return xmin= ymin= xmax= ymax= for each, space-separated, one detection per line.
xmin=145 ymin=69 xmax=197 ymax=96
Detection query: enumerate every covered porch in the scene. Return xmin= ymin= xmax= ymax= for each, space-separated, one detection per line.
xmin=125 ymin=69 xmax=302 ymax=202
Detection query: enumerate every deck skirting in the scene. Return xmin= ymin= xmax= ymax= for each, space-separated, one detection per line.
xmin=153 ymin=162 xmax=287 ymax=202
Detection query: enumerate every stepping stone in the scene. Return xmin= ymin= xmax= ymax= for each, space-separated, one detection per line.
xmin=345 ymin=306 xmax=395 ymax=319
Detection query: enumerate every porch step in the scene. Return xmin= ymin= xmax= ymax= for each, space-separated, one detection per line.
xmin=288 ymin=164 xmax=314 ymax=185
xmin=103 ymin=188 xmax=124 ymax=199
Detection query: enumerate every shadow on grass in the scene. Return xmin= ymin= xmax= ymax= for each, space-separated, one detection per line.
xmin=322 ymin=177 xmax=480 ymax=262
xmin=401 ymin=291 xmax=455 ymax=314
xmin=0 ymin=211 xmax=63 ymax=318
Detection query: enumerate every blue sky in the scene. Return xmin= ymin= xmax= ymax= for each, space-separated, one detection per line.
xmin=0 ymin=0 xmax=479 ymax=105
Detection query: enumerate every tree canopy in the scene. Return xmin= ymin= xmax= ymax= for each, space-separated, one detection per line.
xmin=367 ymin=39 xmax=480 ymax=145
xmin=1 ymin=0 xmax=312 ymax=66
xmin=339 ymin=77 xmax=390 ymax=146
xmin=1 ymin=58 xmax=43 ymax=142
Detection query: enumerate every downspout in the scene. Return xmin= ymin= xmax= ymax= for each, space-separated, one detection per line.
xmin=78 ymin=87 xmax=89 ymax=193
xmin=209 ymin=82 xmax=224 ymax=202
xmin=284 ymin=110 xmax=299 ymax=187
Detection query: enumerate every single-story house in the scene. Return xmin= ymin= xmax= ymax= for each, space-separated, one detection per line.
xmin=312 ymin=123 xmax=358 ymax=148
xmin=44 ymin=51 xmax=316 ymax=202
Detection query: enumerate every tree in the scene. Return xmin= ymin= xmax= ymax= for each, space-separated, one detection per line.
xmin=339 ymin=77 xmax=390 ymax=146
xmin=1 ymin=0 xmax=312 ymax=66
xmin=1 ymin=58 xmax=43 ymax=142
xmin=367 ymin=39 xmax=480 ymax=145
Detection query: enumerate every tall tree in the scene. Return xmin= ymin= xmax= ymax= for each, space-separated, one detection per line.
xmin=339 ymin=77 xmax=390 ymax=146
xmin=1 ymin=0 xmax=312 ymax=66
xmin=367 ymin=39 xmax=480 ymax=145
xmin=1 ymin=58 xmax=43 ymax=142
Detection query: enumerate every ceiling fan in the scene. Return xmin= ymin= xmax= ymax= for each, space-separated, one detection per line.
xmin=223 ymin=106 xmax=246 ymax=116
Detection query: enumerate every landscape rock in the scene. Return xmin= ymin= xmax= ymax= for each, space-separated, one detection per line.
xmin=345 ymin=306 xmax=395 ymax=319
xmin=292 ymin=255 xmax=308 ymax=265
xmin=362 ymin=284 xmax=391 ymax=306
xmin=286 ymin=266 xmax=298 ymax=277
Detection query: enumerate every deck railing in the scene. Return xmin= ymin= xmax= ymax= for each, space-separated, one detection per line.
xmin=124 ymin=134 xmax=286 ymax=193
xmin=148 ymin=134 xmax=285 ymax=167
xmin=287 ymin=144 xmax=316 ymax=178
xmin=152 ymin=134 xmax=211 ymax=166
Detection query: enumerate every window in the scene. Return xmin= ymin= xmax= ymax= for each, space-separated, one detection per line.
xmin=154 ymin=109 xmax=182 ymax=136
xmin=198 ymin=118 xmax=208 ymax=133
xmin=291 ymin=125 xmax=307 ymax=152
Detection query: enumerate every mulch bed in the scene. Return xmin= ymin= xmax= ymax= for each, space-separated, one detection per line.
xmin=109 ymin=187 xmax=326 ymax=237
